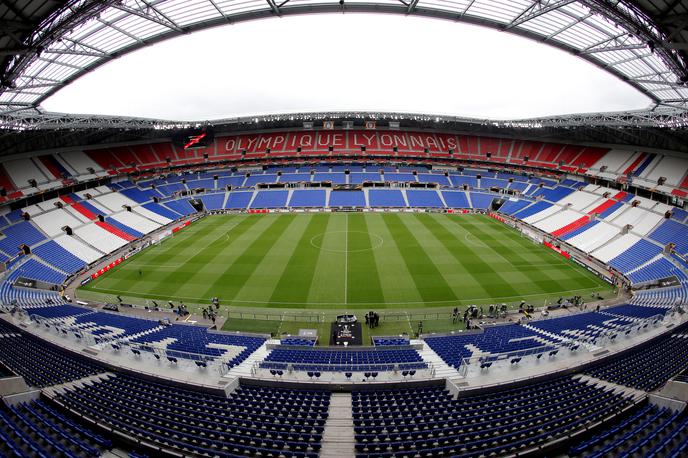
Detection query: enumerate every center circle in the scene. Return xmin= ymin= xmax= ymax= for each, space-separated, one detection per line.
xmin=310 ymin=230 xmax=384 ymax=253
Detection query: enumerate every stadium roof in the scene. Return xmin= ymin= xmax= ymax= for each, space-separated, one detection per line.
xmin=0 ymin=0 xmax=686 ymax=154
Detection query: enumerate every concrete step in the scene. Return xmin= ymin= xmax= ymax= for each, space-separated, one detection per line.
xmin=320 ymin=393 xmax=354 ymax=458
xmin=226 ymin=341 xmax=271 ymax=377
xmin=415 ymin=340 xmax=463 ymax=379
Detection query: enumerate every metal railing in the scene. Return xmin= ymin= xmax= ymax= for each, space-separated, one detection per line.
xmin=28 ymin=314 xmax=236 ymax=375
xmin=251 ymin=360 xmax=435 ymax=381
xmin=455 ymin=312 xmax=666 ymax=377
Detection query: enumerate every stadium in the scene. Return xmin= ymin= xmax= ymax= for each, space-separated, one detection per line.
xmin=0 ymin=0 xmax=688 ymax=457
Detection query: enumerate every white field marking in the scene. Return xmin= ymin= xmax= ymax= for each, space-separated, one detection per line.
xmin=463 ymin=231 xmax=490 ymax=248
xmin=276 ymin=314 xmax=285 ymax=334
xmin=84 ymin=284 xmax=606 ymax=307
xmin=344 ymin=214 xmax=348 ymax=305
xmin=129 ymin=263 xmax=185 ymax=269
xmin=509 ymin=263 xmax=574 ymax=268
xmin=405 ymin=311 xmax=414 ymax=333
xmin=309 ymin=231 xmax=384 ymax=253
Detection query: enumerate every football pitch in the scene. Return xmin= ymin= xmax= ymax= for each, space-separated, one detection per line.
xmin=79 ymin=212 xmax=613 ymax=325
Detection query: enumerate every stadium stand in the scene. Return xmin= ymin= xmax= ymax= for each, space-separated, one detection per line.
xmin=225 ymin=191 xmax=253 ymax=209
xmin=250 ymin=190 xmax=289 ymax=209
xmin=164 ymin=199 xmax=196 ymax=216
xmin=650 ymin=220 xmax=688 ymax=255
xmin=368 ymin=189 xmax=406 ymax=207
xmin=424 ymin=324 xmax=556 ymax=369
xmin=199 ymin=193 xmax=225 ymax=211
xmin=8 ymin=259 xmax=67 ymax=285
xmin=0 ymin=399 xmax=112 ymax=457
xmin=53 ymin=374 xmax=330 ymax=458
xmin=526 ymin=311 xmax=634 ymax=341
xmin=498 ymin=199 xmax=532 ymax=215
xmin=585 ymin=330 xmax=688 ymax=391
xmin=141 ymin=202 xmax=181 ymax=220
xmin=289 ymin=189 xmax=327 ymax=207
xmin=405 ymin=190 xmax=444 ymax=208
xmin=512 ymin=200 xmax=552 ymax=219
xmin=32 ymin=241 xmax=86 ymax=275
xmin=569 ymin=403 xmax=688 ymax=458
xmin=608 ymin=239 xmax=664 ymax=274
xmin=261 ymin=347 xmax=426 ymax=372
xmin=440 ymin=190 xmax=470 ymax=208
xmin=353 ymin=375 xmax=633 ymax=457
xmin=0 ymin=321 xmax=104 ymax=387
xmin=330 ymin=190 xmax=366 ymax=207
xmin=131 ymin=324 xmax=265 ymax=367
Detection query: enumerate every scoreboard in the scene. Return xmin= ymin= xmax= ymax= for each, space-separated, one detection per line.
xmin=173 ymin=126 xmax=215 ymax=150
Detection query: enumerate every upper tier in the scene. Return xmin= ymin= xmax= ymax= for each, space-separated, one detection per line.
xmin=1 ymin=130 xmax=686 ymax=205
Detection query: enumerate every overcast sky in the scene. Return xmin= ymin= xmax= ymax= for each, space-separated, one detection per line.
xmin=42 ymin=14 xmax=651 ymax=121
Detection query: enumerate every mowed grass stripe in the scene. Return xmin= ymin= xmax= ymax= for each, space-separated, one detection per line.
xmin=86 ymin=216 xmax=243 ymax=294
xmin=346 ymin=213 xmax=385 ymax=305
xmin=366 ymin=213 xmax=424 ymax=305
xmin=458 ymin=216 xmax=569 ymax=293
xmin=462 ymin=216 xmax=597 ymax=292
xmin=200 ymin=214 xmax=298 ymax=302
xmin=422 ymin=213 xmax=520 ymax=298
xmin=397 ymin=214 xmax=485 ymax=300
xmin=142 ymin=215 xmax=264 ymax=299
xmin=268 ymin=214 xmax=331 ymax=304
xmin=81 ymin=213 xmax=613 ymax=309
xmin=160 ymin=215 xmax=267 ymax=298
xmin=466 ymin=215 xmax=604 ymax=288
xmin=381 ymin=213 xmax=457 ymax=303
xmin=232 ymin=214 xmax=314 ymax=304
xmin=307 ymin=215 xmax=347 ymax=305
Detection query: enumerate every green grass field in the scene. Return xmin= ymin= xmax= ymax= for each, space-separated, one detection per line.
xmin=78 ymin=212 xmax=614 ymax=339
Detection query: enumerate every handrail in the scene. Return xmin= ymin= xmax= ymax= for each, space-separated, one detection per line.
xmin=456 ymin=312 xmax=665 ymax=375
